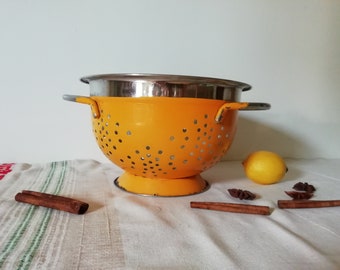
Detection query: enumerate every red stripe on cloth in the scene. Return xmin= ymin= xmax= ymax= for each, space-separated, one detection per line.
xmin=0 ymin=163 xmax=15 ymax=180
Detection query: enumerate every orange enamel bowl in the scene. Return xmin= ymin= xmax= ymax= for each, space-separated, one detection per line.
xmin=64 ymin=74 xmax=270 ymax=196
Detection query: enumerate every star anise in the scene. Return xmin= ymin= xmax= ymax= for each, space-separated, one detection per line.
xmin=228 ymin=189 xmax=256 ymax=200
xmin=285 ymin=191 xmax=313 ymax=200
xmin=293 ymin=182 xmax=316 ymax=193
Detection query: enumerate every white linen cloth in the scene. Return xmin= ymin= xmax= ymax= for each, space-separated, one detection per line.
xmin=0 ymin=159 xmax=340 ymax=270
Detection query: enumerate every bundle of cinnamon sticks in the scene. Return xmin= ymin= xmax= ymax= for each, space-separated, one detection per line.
xmin=190 ymin=200 xmax=340 ymax=216
xmin=15 ymin=190 xmax=340 ymax=216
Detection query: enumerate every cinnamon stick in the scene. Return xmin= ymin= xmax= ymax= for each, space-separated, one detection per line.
xmin=15 ymin=190 xmax=89 ymax=214
xmin=190 ymin=201 xmax=271 ymax=215
xmin=278 ymin=200 xmax=340 ymax=209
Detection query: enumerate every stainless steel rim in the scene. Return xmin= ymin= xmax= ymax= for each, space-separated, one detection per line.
xmin=80 ymin=73 xmax=252 ymax=91
xmin=80 ymin=73 xmax=252 ymax=100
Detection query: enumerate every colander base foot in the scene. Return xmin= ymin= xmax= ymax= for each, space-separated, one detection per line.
xmin=114 ymin=172 xmax=209 ymax=197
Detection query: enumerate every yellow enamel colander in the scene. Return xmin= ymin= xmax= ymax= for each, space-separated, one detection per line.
xmin=64 ymin=74 xmax=270 ymax=196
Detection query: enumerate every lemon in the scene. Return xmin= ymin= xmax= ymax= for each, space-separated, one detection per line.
xmin=242 ymin=151 xmax=288 ymax=185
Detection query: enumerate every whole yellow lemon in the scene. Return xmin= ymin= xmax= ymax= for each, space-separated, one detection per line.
xmin=242 ymin=151 xmax=288 ymax=184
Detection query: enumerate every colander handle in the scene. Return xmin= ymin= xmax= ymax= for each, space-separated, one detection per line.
xmin=215 ymin=102 xmax=270 ymax=122
xmin=239 ymin=102 xmax=271 ymax=111
xmin=63 ymin=94 xmax=100 ymax=118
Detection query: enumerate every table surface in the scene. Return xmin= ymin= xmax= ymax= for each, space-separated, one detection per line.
xmin=0 ymin=159 xmax=340 ymax=270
